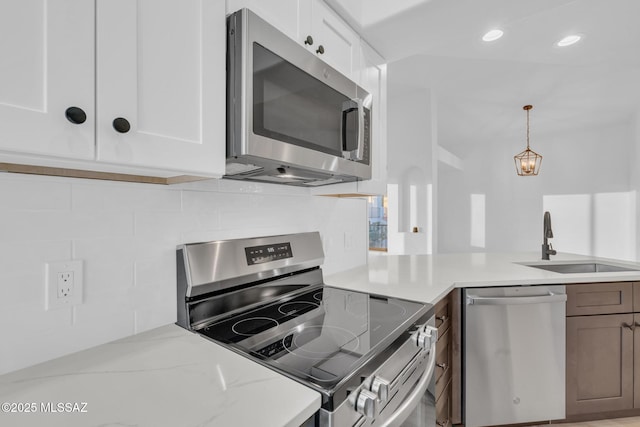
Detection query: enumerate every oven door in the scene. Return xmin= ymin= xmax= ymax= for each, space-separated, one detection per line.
xmin=227 ymin=8 xmax=371 ymax=180
xmin=311 ymin=316 xmax=438 ymax=427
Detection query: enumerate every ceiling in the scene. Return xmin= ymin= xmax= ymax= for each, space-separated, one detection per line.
xmin=326 ymin=0 xmax=640 ymax=155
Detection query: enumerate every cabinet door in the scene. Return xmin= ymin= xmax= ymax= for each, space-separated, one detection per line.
xmin=0 ymin=0 xmax=95 ymax=159
xmin=635 ymin=313 xmax=640 ymax=409
xmin=566 ymin=314 xmax=634 ymax=415
xmin=96 ymin=0 xmax=225 ymax=176
xmin=355 ymin=41 xmax=387 ymax=195
xmin=309 ymin=0 xmax=360 ymax=79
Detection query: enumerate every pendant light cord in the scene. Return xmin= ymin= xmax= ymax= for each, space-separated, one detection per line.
xmin=523 ymin=105 xmax=533 ymax=150
xmin=526 ymin=108 xmax=530 ymax=149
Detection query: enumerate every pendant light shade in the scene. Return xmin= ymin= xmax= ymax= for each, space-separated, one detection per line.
xmin=514 ymin=105 xmax=542 ymax=176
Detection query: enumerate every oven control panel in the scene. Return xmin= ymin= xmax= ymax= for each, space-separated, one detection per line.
xmin=245 ymin=242 xmax=293 ymax=265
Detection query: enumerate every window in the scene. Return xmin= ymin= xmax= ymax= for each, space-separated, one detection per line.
xmin=368 ymin=195 xmax=388 ymax=251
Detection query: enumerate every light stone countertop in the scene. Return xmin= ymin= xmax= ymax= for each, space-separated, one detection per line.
xmin=3 ymin=252 xmax=640 ymax=427
xmin=325 ymin=252 xmax=640 ymax=305
xmin=0 ymin=324 xmax=320 ymax=427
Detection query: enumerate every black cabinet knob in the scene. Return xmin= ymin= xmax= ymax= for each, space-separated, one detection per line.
xmin=316 ymin=45 xmax=325 ymax=55
xmin=304 ymin=35 xmax=313 ymax=46
xmin=65 ymin=107 xmax=87 ymax=124
xmin=112 ymin=117 xmax=131 ymax=133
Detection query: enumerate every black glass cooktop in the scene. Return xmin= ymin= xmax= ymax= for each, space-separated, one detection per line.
xmin=200 ymin=285 xmax=428 ymax=392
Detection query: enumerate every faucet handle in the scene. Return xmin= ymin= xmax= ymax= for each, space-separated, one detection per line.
xmin=549 ymin=243 xmax=557 ymax=255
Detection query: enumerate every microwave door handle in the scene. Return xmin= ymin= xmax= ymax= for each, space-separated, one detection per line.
xmin=354 ymin=99 xmax=364 ymax=161
xmin=341 ymin=100 xmax=357 ymax=158
xmin=341 ymin=99 xmax=364 ymax=161
xmin=354 ymin=98 xmax=364 ymax=161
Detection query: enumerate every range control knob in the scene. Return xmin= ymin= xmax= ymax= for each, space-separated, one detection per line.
xmin=424 ymin=325 xmax=438 ymax=340
xmin=354 ymin=389 xmax=377 ymax=418
xmin=370 ymin=376 xmax=390 ymax=403
xmin=415 ymin=331 xmax=431 ymax=350
xmin=414 ymin=325 xmax=438 ymax=351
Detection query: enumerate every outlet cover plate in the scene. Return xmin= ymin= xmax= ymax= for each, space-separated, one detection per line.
xmin=46 ymin=260 xmax=83 ymax=310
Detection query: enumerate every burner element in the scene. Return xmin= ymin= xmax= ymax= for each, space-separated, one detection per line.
xmin=372 ymin=300 xmax=408 ymax=320
xmin=313 ymin=291 xmax=323 ymax=302
xmin=278 ymin=301 xmax=319 ymax=316
xmin=232 ymin=317 xmax=279 ymax=336
xmin=285 ymin=325 xmax=360 ymax=360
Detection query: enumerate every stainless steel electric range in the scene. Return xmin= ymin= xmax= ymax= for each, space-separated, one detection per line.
xmin=176 ymin=232 xmax=437 ymax=427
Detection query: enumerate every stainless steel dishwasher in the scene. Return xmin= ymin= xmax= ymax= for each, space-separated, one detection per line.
xmin=463 ymin=285 xmax=566 ymax=427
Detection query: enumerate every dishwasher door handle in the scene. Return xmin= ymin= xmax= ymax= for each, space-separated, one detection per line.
xmin=466 ymin=292 xmax=567 ymax=306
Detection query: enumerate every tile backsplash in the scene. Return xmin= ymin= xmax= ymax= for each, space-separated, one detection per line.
xmin=0 ymin=173 xmax=367 ymax=374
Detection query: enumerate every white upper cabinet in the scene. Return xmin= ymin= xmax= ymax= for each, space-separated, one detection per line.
xmin=226 ymin=0 xmax=359 ymax=80
xmin=96 ymin=0 xmax=225 ymax=176
xmin=307 ymin=0 xmax=360 ymax=80
xmin=0 ymin=0 xmax=225 ymax=179
xmin=356 ymin=41 xmax=387 ymax=195
xmin=0 ymin=0 xmax=95 ymax=160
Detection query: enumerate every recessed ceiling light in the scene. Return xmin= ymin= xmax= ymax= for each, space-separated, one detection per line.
xmin=482 ymin=29 xmax=504 ymax=42
xmin=557 ymin=34 xmax=581 ymax=47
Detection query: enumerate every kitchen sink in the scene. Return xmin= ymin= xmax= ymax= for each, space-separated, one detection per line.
xmin=524 ymin=262 xmax=640 ymax=274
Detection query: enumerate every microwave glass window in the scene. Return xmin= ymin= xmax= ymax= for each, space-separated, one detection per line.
xmin=252 ymin=43 xmax=357 ymax=156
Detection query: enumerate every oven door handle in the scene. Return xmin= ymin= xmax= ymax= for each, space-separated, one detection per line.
xmin=379 ymin=335 xmax=437 ymax=427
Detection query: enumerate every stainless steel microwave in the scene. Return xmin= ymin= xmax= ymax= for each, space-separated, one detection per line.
xmin=225 ymin=8 xmax=372 ymax=186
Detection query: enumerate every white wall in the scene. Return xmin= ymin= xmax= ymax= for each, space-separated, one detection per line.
xmin=631 ymin=111 xmax=640 ymax=259
xmin=386 ymin=78 xmax=435 ymax=254
xmin=0 ymin=173 xmax=367 ymax=374
xmin=438 ymin=121 xmax=636 ymax=259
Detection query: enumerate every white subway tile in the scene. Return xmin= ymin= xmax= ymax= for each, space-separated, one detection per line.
xmin=73 ymin=183 xmax=182 ymax=212
xmin=73 ymin=302 xmax=135 ymax=330
xmin=0 ymin=240 xmax=71 ymax=278
xmin=0 ymin=176 xmax=71 ymax=211
xmin=134 ymin=253 xmax=175 ymax=290
xmin=69 ymin=211 xmax=134 ymax=239
xmin=0 ymin=303 xmax=73 ymax=335
xmin=134 ymin=212 xmax=190 ymax=242
xmin=181 ymin=190 xmax=224 ymax=213
xmin=0 ymin=172 xmax=368 ymax=374
xmin=135 ymin=303 xmax=176 ymax=334
xmin=0 ymin=273 xmax=44 ymax=310
xmin=0 ymin=211 xmax=72 ymax=241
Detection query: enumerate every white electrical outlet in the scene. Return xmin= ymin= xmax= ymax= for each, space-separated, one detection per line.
xmin=46 ymin=260 xmax=83 ymax=310
xmin=57 ymin=272 xmax=74 ymax=298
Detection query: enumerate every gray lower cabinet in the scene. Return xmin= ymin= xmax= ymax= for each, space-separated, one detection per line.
xmin=565 ymin=281 xmax=640 ymax=419
xmin=566 ymin=313 xmax=634 ymax=415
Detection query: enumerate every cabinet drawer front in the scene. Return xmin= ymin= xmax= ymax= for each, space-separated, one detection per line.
xmin=567 ymin=282 xmax=633 ymax=316
xmin=435 ymin=295 xmax=451 ymax=337
xmin=435 ymin=328 xmax=451 ymax=400
xmin=435 ymin=380 xmax=452 ymax=427
xmin=634 ymin=283 xmax=640 ymax=312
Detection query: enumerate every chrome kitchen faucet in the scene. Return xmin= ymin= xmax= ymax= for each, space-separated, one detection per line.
xmin=542 ymin=211 xmax=557 ymax=260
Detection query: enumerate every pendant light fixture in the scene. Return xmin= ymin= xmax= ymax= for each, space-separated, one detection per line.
xmin=514 ymin=105 xmax=542 ymax=176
